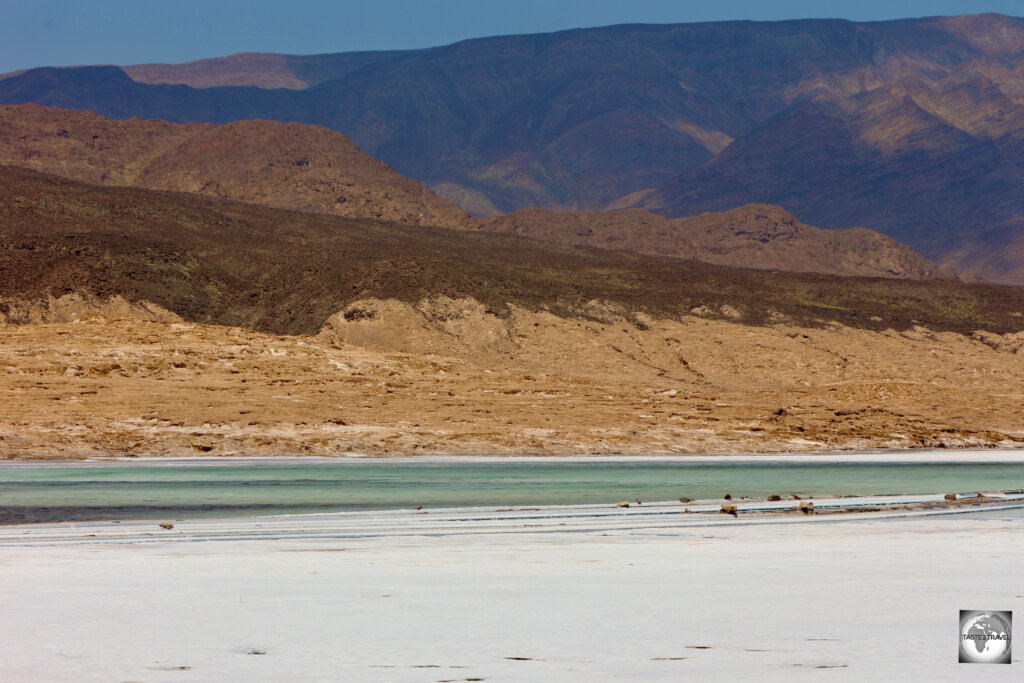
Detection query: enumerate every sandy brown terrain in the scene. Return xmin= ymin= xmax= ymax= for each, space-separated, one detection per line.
xmin=2 ymin=296 xmax=1021 ymax=459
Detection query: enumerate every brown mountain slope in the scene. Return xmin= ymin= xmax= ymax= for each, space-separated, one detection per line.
xmin=0 ymin=104 xmax=471 ymax=229
xmin=0 ymin=104 xmax=944 ymax=280
xmin=677 ymin=205 xmax=948 ymax=280
xmin=2 ymin=165 xmax=1022 ymax=338
xmin=130 ymin=119 xmax=472 ymax=229
xmin=0 ymin=104 xmax=206 ymax=185
xmin=480 ymin=204 xmax=948 ymax=280
xmin=479 ymin=207 xmax=697 ymax=259
xmin=939 ymin=224 xmax=1024 ymax=284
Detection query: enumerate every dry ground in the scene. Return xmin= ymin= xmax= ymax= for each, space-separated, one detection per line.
xmin=1 ymin=296 xmax=1022 ymax=459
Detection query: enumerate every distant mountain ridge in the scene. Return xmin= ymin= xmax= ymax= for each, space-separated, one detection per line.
xmin=121 ymin=50 xmax=409 ymax=90
xmin=0 ymin=104 xmax=945 ymax=280
xmin=481 ymin=204 xmax=948 ymax=280
xmin=3 ymin=15 xmax=1024 ymax=280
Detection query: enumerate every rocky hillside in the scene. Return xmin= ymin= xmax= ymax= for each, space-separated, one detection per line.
xmin=0 ymin=104 xmax=471 ymax=229
xmin=2 ymin=165 xmax=1022 ymax=337
xmin=0 ymin=104 xmax=947 ymax=280
xmin=4 ymin=164 xmax=1024 ymax=459
xmin=481 ymin=204 xmax=947 ymax=279
xmin=3 ymin=15 xmax=1024 ymax=280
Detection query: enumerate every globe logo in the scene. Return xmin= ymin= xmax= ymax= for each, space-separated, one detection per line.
xmin=959 ymin=610 xmax=1012 ymax=664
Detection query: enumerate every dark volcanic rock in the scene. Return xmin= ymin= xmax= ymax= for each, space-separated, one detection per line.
xmin=8 ymin=165 xmax=1019 ymax=339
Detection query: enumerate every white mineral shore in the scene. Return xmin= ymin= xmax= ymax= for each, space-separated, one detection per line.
xmin=0 ymin=502 xmax=1021 ymax=681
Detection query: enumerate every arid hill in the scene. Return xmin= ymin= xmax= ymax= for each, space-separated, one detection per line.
xmin=3 ymin=307 xmax=1023 ymax=459
xmin=2 ymin=165 xmax=1022 ymax=338
xmin=0 ymin=104 xmax=945 ymax=280
xmin=2 ymin=166 xmax=1023 ymax=458
xmin=481 ymin=204 xmax=947 ymax=280
xmin=3 ymin=15 xmax=1024 ymax=281
xmin=0 ymin=104 xmax=471 ymax=229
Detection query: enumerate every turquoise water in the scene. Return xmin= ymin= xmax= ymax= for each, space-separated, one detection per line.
xmin=2 ymin=458 xmax=1023 ymax=524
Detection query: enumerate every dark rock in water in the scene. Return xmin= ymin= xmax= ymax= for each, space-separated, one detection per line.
xmin=791 ymin=494 xmax=801 ymax=500
xmin=679 ymin=496 xmax=693 ymax=503
xmin=159 ymin=523 xmax=174 ymax=530
xmin=723 ymin=494 xmax=732 ymax=501
xmin=634 ymin=498 xmax=642 ymax=506
xmin=944 ymin=493 xmax=958 ymax=502
xmin=720 ymin=504 xmax=738 ymax=517
xmin=413 ymin=506 xmax=423 ymax=510
xmin=767 ymin=494 xmax=782 ymax=502
xmin=247 ymin=649 xmax=266 ymax=655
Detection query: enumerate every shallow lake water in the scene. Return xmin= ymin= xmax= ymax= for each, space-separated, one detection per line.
xmin=2 ymin=454 xmax=1023 ymax=524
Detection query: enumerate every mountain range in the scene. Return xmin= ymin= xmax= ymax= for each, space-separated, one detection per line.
xmin=0 ymin=104 xmax=943 ymax=280
xmin=3 ymin=14 xmax=1024 ymax=282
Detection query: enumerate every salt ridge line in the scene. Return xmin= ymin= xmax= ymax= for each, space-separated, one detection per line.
xmin=0 ymin=490 xmax=1016 ymax=531
xmin=3 ymin=493 xmax=1022 ymax=548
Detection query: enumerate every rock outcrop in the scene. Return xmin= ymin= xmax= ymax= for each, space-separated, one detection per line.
xmin=481 ymin=204 xmax=948 ymax=280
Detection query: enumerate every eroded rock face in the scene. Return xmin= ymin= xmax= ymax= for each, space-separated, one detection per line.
xmin=0 ymin=294 xmax=180 ymax=325
xmin=320 ymin=297 xmax=515 ymax=358
xmin=319 ymin=296 xmax=1024 ymax=394
xmin=2 ymin=298 xmax=1023 ymax=459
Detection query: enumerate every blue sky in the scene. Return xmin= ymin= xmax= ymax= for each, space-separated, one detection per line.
xmin=1 ymin=0 xmax=1022 ymax=73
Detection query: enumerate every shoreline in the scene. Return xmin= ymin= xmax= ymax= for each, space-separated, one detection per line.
xmin=4 ymin=489 xmax=1022 ymax=535
xmin=4 ymin=452 xmax=1023 ymax=526
xmin=4 ymin=446 xmax=1024 ymax=467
